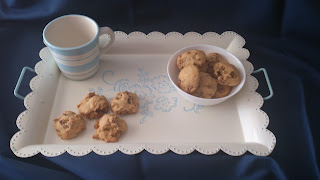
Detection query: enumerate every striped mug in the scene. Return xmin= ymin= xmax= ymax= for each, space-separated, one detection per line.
xmin=43 ymin=14 xmax=115 ymax=80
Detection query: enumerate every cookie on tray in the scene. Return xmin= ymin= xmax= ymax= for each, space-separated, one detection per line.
xmin=214 ymin=84 xmax=232 ymax=98
xmin=110 ymin=91 xmax=139 ymax=115
xmin=192 ymin=72 xmax=217 ymax=99
xmin=93 ymin=114 xmax=127 ymax=143
xmin=77 ymin=92 xmax=109 ymax=119
xmin=177 ymin=50 xmax=207 ymax=72
xmin=177 ymin=65 xmax=200 ymax=94
xmin=54 ymin=111 xmax=86 ymax=139
xmin=213 ymin=62 xmax=241 ymax=86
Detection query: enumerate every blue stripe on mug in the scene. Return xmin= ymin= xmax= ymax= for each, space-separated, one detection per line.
xmin=50 ymin=45 xmax=99 ymax=61
xmin=63 ymin=65 xmax=100 ymax=81
xmin=56 ymin=56 xmax=99 ymax=73
xmin=53 ymin=49 xmax=99 ymax=66
xmin=46 ymin=37 xmax=99 ymax=56
xmin=52 ymin=48 xmax=99 ymax=62
xmin=63 ymin=63 xmax=100 ymax=77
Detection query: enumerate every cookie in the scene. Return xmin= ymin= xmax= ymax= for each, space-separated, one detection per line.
xmin=77 ymin=92 xmax=109 ymax=119
xmin=198 ymin=61 xmax=208 ymax=72
xmin=207 ymin=53 xmax=228 ymax=65
xmin=213 ymin=62 xmax=241 ymax=86
xmin=177 ymin=65 xmax=200 ymax=94
xmin=93 ymin=114 xmax=127 ymax=143
xmin=192 ymin=72 xmax=217 ymax=99
xmin=207 ymin=53 xmax=220 ymax=66
xmin=177 ymin=50 xmax=207 ymax=71
xmin=54 ymin=111 xmax=86 ymax=139
xmin=206 ymin=53 xmax=228 ymax=76
xmin=214 ymin=84 xmax=232 ymax=98
xmin=110 ymin=91 xmax=139 ymax=115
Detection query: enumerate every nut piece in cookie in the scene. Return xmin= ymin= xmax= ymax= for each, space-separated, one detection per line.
xmin=77 ymin=92 xmax=109 ymax=119
xmin=110 ymin=91 xmax=139 ymax=115
xmin=206 ymin=53 xmax=228 ymax=76
xmin=93 ymin=114 xmax=127 ymax=143
xmin=214 ymin=84 xmax=232 ymax=98
xmin=177 ymin=65 xmax=200 ymax=94
xmin=192 ymin=72 xmax=217 ymax=99
xmin=213 ymin=62 xmax=241 ymax=86
xmin=177 ymin=50 xmax=207 ymax=71
xmin=54 ymin=111 xmax=86 ymax=139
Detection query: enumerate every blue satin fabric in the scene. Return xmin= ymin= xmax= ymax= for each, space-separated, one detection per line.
xmin=0 ymin=0 xmax=319 ymax=179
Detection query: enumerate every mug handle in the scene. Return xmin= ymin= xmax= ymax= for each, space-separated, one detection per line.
xmin=99 ymin=27 xmax=115 ymax=55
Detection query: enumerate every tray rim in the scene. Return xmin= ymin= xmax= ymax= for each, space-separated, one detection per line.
xmin=10 ymin=31 xmax=276 ymax=158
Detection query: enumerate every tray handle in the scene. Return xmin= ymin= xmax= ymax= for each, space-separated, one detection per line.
xmin=14 ymin=67 xmax=35 ymax=100
xmin=252 ymin=68 xmax=274 ymax=100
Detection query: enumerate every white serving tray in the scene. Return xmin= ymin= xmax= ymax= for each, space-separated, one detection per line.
xmin=11 ymin=31 xmax=276 ymax=157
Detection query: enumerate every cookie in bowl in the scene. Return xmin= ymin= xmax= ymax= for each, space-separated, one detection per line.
xmin=214 ymin=84 xmax=232 ymax=98
xmin=192 ymin=72 xmax=217 ymax=99
xmin=176 ymin=50 xmax=207 ymax=72
xmin=213 ymin=62 xmax=241 ymax=86
xmin=206 ymin=52 xmax=228 ymax=76
xmin=177 ymin=65 xmax=200 ymax=94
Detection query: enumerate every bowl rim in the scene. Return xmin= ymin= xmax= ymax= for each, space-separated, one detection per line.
xmin=167 ymin=44 xmax=246 ymax=103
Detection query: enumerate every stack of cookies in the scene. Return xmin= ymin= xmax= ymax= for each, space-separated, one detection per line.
xmin=53 ymin=91 xmax=139 ymax=143
xmin=176 ymin=50 xmax=241 ymax=99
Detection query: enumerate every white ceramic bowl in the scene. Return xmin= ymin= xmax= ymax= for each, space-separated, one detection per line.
xmin=167 ymin=45 xmax=246 ymax=106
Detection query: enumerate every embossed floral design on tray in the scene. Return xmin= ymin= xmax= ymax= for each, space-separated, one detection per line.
xmin=101 ymin=67 xmax=178 ymax=124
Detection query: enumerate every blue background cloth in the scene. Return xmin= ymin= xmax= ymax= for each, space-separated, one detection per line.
xmin=1 ymin=0 xmax=319 ymax=179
